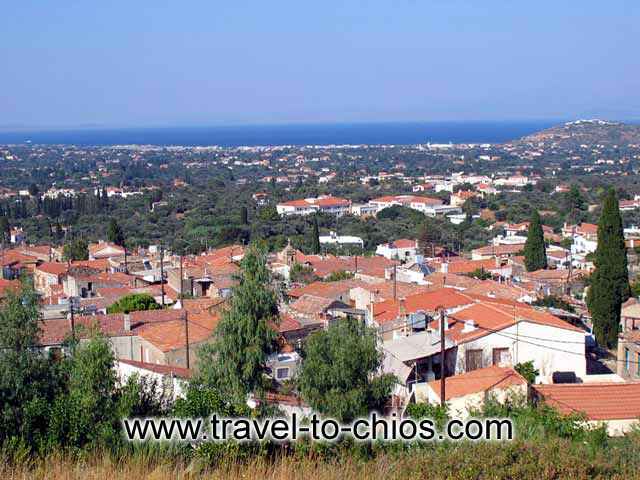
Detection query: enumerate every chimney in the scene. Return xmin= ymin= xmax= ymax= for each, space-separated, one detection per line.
xmin=124 ymin=313 xmax=131 ymax=331
xmin=462 ymin=319 xmax=477 ymax=333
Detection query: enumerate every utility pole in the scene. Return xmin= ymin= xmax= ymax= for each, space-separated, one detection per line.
xmin=439 ymin=308 xmax=446 ymax=407
xmin=184 ymin=310 xmax=190 ymax=369
xmin=179 ymin=253 xmax=184 ymax=306
xmin=69 ymin=296 xmax=78 ymax=355
xmin=159 ymin=245 xmax=165 ymax=306
xmin=180 ymin=254 xmax=190 ymax=369
xmin=392 ymin=264 xmax=397 ymax=300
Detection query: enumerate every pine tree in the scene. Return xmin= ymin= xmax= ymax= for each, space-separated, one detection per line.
xmin=311 ymin=215 xmax=321 ymax=254
xmin=194 ymin=245 xmax=279 ymax=403
xmin=587 ymin=188 xmax=630 ymax=349
xmin=523 ymin=210 xmax=547 ymax=271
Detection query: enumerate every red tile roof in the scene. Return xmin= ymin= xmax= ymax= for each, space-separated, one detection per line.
xmin=447 ymin=301 xmax=583 ymax=344
xmin=373 ymin=288 xmax=475 ymax=324
xmin=36 ymin=262 xmax=69 ymax=276
xmin=441 ymin=258 xmax=503 ymax=274
xmin=534 ymin=383 xmax=640 ymax=420
xmin=135 ymin=314 xmax=218 ymax=352
xmin=391 ymin=239 xmax=418 ymax=249
xmin=288 ymin=279 xmax=364 ymax=300
xmin=0 ymin=278 xmax=20 ymax=297
xmin=289 ymin=294 xmax=337 ymax=316
xmin=427 ymin=366 xmax=527 ymax=401
xmin=277 ymin=313 xmax=303 ymax=333
xmin=370 ymin=195 xmax=442 ymax=206
xmin=71 ymin=259 xmax=110 ymax=271
xmin=39 ymin=313 xmax=130 ymax=345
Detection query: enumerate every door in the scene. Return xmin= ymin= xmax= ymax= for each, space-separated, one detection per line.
xmin=465 ymin=349 xmax=483 ymax=372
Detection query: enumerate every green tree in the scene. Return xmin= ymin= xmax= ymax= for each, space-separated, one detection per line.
xmin=0 ymin=216 xmax=10 ymax=244
xmin=297 ymin=317 xmax=397 ymax=422
xmin=106 ymin=218 xmax=125 ymax=247
xmin=194 ymin=245 xmax=279 ymax=403
xmin=28 ymin=183 xmax=39 ymax=197
xmin=523 ymin=210 xmax=547 ymax=271
xmin=240 ymin=206 xmax=249 ymax=225
xmin=514 ymin=361 xmax=539 ymax=384
xmin=47 ymin=335 xmax=120 ymax=449
xmin=63 ymin=238 xmax=89 ymax=261
xmin=0 ymin=285 xmax=60 ymax=447
xmin=289 ymin=262 xmax=318 ymax=284
xmin=587 ymin=188 xmax=630 ymax=349
xmin=311 ymin=215 xmax=321 ymax=254
xmin=106 ymin=293 xmax=160 ymax=314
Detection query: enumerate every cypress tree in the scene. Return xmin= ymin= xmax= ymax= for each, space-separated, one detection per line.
xmin=587 ymin=188 xmax=630 ymax=349
xmin=0 ymin=216 xmax=9 ymax=244
xmin=106 ymin=218 xmax=125 ymax=247
xmin=523 ymin=210 xmax=547 ymax=271
xmin=311 ymin=215 xmax=321 ymax=254
xmin=239 ymin=206 xmax=248 ymax=225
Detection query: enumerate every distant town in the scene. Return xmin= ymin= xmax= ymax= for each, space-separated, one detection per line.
xmin=3 ymin=119 xmax=640 ymax=474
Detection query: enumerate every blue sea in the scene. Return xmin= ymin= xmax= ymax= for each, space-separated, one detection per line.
xmin=0 ymin=120 xmax=560 ymax=147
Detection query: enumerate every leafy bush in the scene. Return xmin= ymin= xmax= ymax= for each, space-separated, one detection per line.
xmin=107 ymin=293 xmax=160 ymax=314
xmin=514 ymin=361 xmax=539 ymax=384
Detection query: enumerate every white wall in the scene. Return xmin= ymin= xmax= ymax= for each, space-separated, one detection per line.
xmin=455 ymin=321 xmax=586 ymax=382
xmin=116 ymin=361 xmax=186 ymax=400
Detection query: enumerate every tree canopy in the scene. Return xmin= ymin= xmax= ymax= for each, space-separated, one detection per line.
xmin=106 ymin=218 xmax=125 ymax=247
xmin=587 ymin=188 xmax=630 ymax=349
xmin=523 ymin=210 xmax=547 ymax=271
xmin=106 ymin=293 xmax=160 ymax=314
xmin=194 ymin=245 xmax=279 ymax=403
xmin=63 ymin=238 xmax=89 ymax=261
xmin=297 ymin=317 xmax=396 ymax=422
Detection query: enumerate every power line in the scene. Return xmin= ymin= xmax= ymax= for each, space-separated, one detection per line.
xmin=379 ymin=310 xmax=640 ymax=367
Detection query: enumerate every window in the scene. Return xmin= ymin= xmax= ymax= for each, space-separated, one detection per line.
xmin=492 ymin=348 xmax=511 ymax=367
xmin=465 ymin=349 xmax=483 ymax=372
xmin=276 ymin=367 xmax=290 ymax=380
xmin=625 ymin=348 xmax=630 ymax=372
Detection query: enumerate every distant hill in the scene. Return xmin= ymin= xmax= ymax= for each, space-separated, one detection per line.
xmin=512 ymin=119 xmax=640 ymax=147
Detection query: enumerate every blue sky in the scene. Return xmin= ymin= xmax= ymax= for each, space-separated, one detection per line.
xmin=1 ymin=0 xmax=639 ymax=128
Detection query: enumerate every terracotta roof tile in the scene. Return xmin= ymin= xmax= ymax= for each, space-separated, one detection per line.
xmin=288 ymin=279 xmax=365 ymax=300
xmin=428 ymin=366 xmax=527 ymax=401
xmin=36 ymin=262 xmax=69 ymax=276
xmin=534 ymin=383 xmax=640 ymax=420
xmin=373 ymin=288 xmax=475 ymax=324
xmin=289 ymin=294 xmax=337 ymax=316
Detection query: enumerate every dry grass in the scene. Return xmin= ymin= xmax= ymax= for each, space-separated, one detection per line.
xmin=2 ymin=439 xmax=639 ymax=480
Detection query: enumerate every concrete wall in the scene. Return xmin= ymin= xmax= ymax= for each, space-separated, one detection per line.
xmin=116 ymin=361 xmax=186 ymax=400
xmin=454 ymin=321 xmax=586 ymax=382
xmin=417 ymin=383 xmax=527 ymax=419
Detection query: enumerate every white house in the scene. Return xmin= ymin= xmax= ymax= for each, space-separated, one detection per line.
xmin=379 ymin=299 xmax=587 ymax=393
xmin=116 ymin=359 xmax=189 ymax=401
xmin=412 ymin=366 xmax=528 ymax=419
xmin=375 ymin=239 xmax=419 ymax=261
xmin=319 ymin=232 xmax=364 ymax=248
xmin=276 ymin=195 xmax=351 ymax=216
